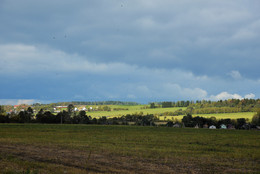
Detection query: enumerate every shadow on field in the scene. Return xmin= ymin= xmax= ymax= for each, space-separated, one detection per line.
xmin=0 ymin=143 xmax=208 ymax=174
xmin=0 ymin=143 xmax=257 ymax=174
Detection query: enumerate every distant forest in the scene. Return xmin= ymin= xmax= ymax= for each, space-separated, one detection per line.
xmin=34 ymin=101 xmax=140 ymax=106
xmin=32 ymin=98 xmax=260 ymax=108
xmin=157 ymin=98 xmax=260 ymax=108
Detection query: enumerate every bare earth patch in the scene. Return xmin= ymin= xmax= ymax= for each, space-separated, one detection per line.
xmin=0 ymin=143 xmax=256 ymax=174
xmin=0 ymin=143 xmax=182 ymax=173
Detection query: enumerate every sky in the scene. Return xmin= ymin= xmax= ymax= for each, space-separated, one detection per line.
xmin=0 ymin=0 xmax=260 ymax=105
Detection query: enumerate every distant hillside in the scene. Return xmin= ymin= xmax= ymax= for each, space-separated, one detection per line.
xmin=55 ymin=101 xmax=140 ymax=106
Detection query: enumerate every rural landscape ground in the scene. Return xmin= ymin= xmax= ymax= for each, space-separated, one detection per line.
xmin=0 ymin=100 xmax=260 ymax=173
xmin=0 ymin=124 xmax=260 ymax=173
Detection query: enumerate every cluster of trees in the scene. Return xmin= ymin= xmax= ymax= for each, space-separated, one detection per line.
xmin=190 ymin=99 xmax=260 ymax=112
xmin=150 ymin=101 xmax=192 ymax=108
xmin=0 ymin=107 xmax=34 ymax=123
xmin=186 ymin=107 xmax=242 ymax=115
xmin=95 ymin=106 xmax=111 ymax=111
xmin=160 ymin=107 xmax=260 ymax=121
xmin=94 ymin=106 xmax=128 ymax=112
xmin=252 ymin=109 xmax=260 ymax=126
xmin=0 ymin=105 xmax=159 ymax=126
xmin=113 ymin=113 xmax=159 ymax=126
xmin=161 ymin=107 xmax=243 ymax=116
xmin=161 ymin=101 xmax=192 ymax=107
xmin=151 ymin=99 xmax=260 ymax=112
xmin=113 ymin=108 xmax=129 ymax=111
xmin=180 ymin=114 xmax=250 ymax=129
xmin=31 ymin=103 xmax=56 ymax=113
xmin=149 ymin=99 xmax=260 ymax=115
xmin=0 ymin=106 xmax=92 ymax=124
xmin=192 ymin=99 xmax=259 ymax=108
xmin=161 ymin=109 xmax=184 ymax=116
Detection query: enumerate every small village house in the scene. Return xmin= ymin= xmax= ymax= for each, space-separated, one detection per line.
xmin=209 ymin=125 xmax=216 ymax=129
xmin=220 ymin=124 xmax=227 ymax=129
xmin=203 ymin=124 xmax=208 ymax=128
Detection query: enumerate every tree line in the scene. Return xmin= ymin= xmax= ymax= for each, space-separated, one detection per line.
xmin=181 ymin=114 xmax=249 ymax=129
xmin=149 ymin=99 xmax=260 ymax=114
xmin=152 ymin=99 xmax=260 ymax=109
xmin=50 ymin=101 xmax=139 ymax=106
xmin=0 ymin=105 xmax=260 ymax=128
xmin=0 ymin=106 xmax=158 ymax=126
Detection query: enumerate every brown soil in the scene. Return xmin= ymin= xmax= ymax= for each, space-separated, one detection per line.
xmin=0 ymin=143 xmax=256 ymax=174
xmin=0 ymin=143 xmax=201 ymax=174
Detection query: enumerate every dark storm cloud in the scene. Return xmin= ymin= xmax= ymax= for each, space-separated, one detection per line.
xmin=0 ymin=0 xmax=259 ymax=104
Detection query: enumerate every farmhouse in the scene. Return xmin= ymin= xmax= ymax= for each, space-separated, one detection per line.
xmin=227 ymin=124 xmax=235 ymax=129
xmin=241 ymin=124 xmax=251 ymax=130
xmin=14 ymin=105 xmax=19 ymax=109
xmin=81 ymin=107 xmax=87 ymax=111
xmin=173 ymin=123 xmax=181 ymax=128
xmin=220 ymin=124 xmax=227 ymax=129
xmin=56 ymin=106 xmax=67 ymax=109
xmin=154 ymin=122 xmax=168 ymax=126
xmin=13 ymin=105 xmax=27 ymax=111
xmin=127 ymin=122 xmax=135 ymax=125
xmin=209 ymin=125 xmax=216 ymax=129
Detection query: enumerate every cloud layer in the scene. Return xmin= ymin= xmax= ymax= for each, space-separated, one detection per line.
xmin=0 ymin=44 xmax=258 ymax=104
xmin=0 ymin=0 xmax=259 ymax=104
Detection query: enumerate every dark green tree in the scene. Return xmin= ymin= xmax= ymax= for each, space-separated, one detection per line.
xmin=0 ymin=106 xmax=4 ymax=114
xmin=67 ymin=104 xmax=75 ymax=114
xmin=0 ymin=105 xmax=7 ymax=123
xmin=150 ymin=103 xmax=156 ymax=108
xmin=78 ymin=110 xmax=90 ymax=124
xmin=252 ymin=109 xmax=260 ymax=126
xmin=36 ymin=109 xmax=44 ymax=123
xmin=182 ymin=114 xmax=194 ymax=127
xmin=162 ymin=102 xmax=173 ymax=108
xmin=18 ymin=111 xmax=31 ymax=123
xmin=27 ymin=107 xmax=34 ymax=114
xmin=236 ymin=118 xmax=246 ymax=129
xmin=166 ymin=121 xmax=174 ymax=127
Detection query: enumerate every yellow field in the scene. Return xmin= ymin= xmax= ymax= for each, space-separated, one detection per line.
xmin=86 ymin=107 xmax=185 ymax=118
xmin=159 ymin=112 xmax=256 ymax=121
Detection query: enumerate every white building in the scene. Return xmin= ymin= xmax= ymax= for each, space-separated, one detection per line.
xmin=209 ymin=125 xmax=216 ymax=129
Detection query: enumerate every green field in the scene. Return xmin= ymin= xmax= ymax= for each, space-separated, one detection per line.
xmin=85 ymin=106 xmax=185 ymax=118
xmin=0 ymin=124 xmax=259 ymax=173
xmin=58 ymin=105 xmax=257 ymax=122
xmin=160 ymin=112 xmax=256 ymax=121
xmin=80 ymin=106 xmax=255 ymax=122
